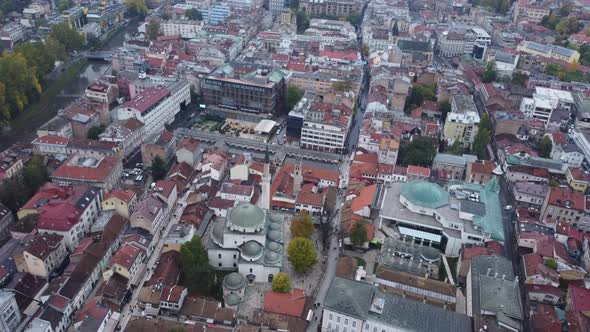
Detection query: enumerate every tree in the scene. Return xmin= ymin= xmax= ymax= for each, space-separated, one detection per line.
xmin=285 ymin=85 xmax=303 ymax=111
xmin=448 ymin=140 xmax=463 ymax=155
xmin=291 ymin=210 xmax=314 ymax=238
xmin=271 ymin=272 xmax=291 ymax=293
xmin=392 ymin=21 xmax=399 ymax=36
xmin=14 ymin=42 xmax=55 ymax=79
xmin=482 ymin=60 xmax=497 ymax=83
xmin=185 ymin=8 xmax=203 ymax=20
xmin=45 ymin=36 xmax=68 ymax=62
xmin=473 ymin=128 xmax=491 ymax=160
xmin=49 ymin=23 xmax=84 ymax=52
xmin=398 ymin=137 xmax=437 ymax=166
xmin=347 ymin=13 xmax=362 ymax=29
xmin=350 ymin=221 xmax=367 ymax=247
xmin=438 ymin=99 xmax=451 ymax=122
xmin=545 ymin=258 xmax=558 ymax=269
xmin=479 ymin=112 xmax=491 ymax=131
xmin=56 ymin=0 xmax=73 ymax=12
xmin=146 ymin=19 xmax=161 ymax=41
xmin=404 ymin=84 xmax=436 ymax=112
xmin=537 ymin=136 xmax=553 ymax=158
xmin=0 ymin=52 xmax=42 ymax=122
xmin=544 ymin=63 xmax=562 ymax=76
xmin=287 ymin=237 xmax=318 ymax=273
xmin=180 ymin=236 xmax=215 ymax=292
xmin=361 ymin=44 xmax=369 ymax=57
xmin=87 ymin=125 xmax=104 ymax=140
xmin=23 ymin=156 xmax=48 ymax=193
xmin=125 ymin=0 xmax=148 ymax=18
xmin=511 ymin=72 xmax=528 ymax=87
xmin=151 ymin=155 xmax=168 ymax=181
xmin=296 ymin=11 xmax=310 ymax=34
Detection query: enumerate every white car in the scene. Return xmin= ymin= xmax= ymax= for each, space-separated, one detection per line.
xmin=504 ymin=205 xmax=513 ymax=211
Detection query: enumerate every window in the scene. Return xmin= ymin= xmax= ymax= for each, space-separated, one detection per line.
xmin=345 ymin=319 xmax=348 ymax=325
xmin=329 ymin=314 xmax=333 ymax=320
xmin=352 ymin=322 xmax=356 ymax=328
xmin=337 ymin=317 xmax=340 ymax=323
xmin=218 ymin=263 xmax=222 ymax=267
xmin=250 ymin=268 xmax=253 ymax=273
xmin=218 ymin=254 xmax=222 ymax=259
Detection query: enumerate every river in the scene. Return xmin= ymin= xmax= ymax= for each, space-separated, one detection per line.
xmin=0 ymin=20 xmax=140 ymax=150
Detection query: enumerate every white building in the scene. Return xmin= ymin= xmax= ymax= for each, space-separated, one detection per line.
xmin=443 ymin=94 xmax=480 ymax=148
xmin=208 ymin=203 xmax=283 ymax=283
xmin=0 ymin=291 xmax=21 ymax=331
xmin=115 ymin=80 xmax=190 ymax=138
xmin=520 ymin=87 xmax=574 ymax=128
xmin=161 ymin=20 xmax=204 ymax=38
xmin=493 ymin=51 xmax=519 ymax=77
xmin=220 ymin=182 xmax=254 ymax=203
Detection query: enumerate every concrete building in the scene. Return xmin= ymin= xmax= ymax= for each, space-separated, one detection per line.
xmin=432 ymin=153 xmax=468 ymax=180
xmin=322 ymin=277 xmax=472 ymax=332
xmin=0 ymin=203 xmax=14 ymax=242
xmin=443 ymin=94 xmax=480 ymax=148
xmin=141 ymin=130 xmax=176 ymax=168
xmin=520 ymin=87 xmax=574 ymax=128
xmin=208 ymin=203 xmax=283 ymax=283
xmin=379 ymin=178 xmax=504 ymax=256
xmin=540 ymin=187 xmax=586 ymax=227
xmin=22 ymin=234 xmax=67 ymax=278
xmin=0 ymin=291 xmax=21 ymax=331
xmin=160 ymin=20 xmax=204 ymax=38
xmin=0 ymin=148 xmax=24 ymax=183
xmin=115 ymin=81 xmax=190 ymax=138
xmin=102 ymin=188 xmax=138 ymax=219
xmin=299 ymin=0 xmax=362 ymax=17
xmin=85 ymin=82 xmax=117 ymax=105
xmin=517 ymin=41 xmax=580 ymax=64
xmin=0 ymin=22 xmax=30 ymax=49
xmin=50 ymin=154 xmax=123 ymax=192
xmin=99 ymin=118 xmax=145 ymax=158
xmin=513 ymin=182 xmax=548 ymax=209
xmin=437 ymin=26 xmax=491 ymax=59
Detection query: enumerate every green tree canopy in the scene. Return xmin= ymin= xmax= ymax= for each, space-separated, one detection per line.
xmin=347 ymin=13 xmax=362 ymax=29
xmin=545 ymin=258 xmax=558 ymax=269
xmin=180 ymin=236 xmax=215 ymax=292
xmin=285 ymin=85 xmax=303 ymax=111
xmin=185 ymin=8 xmax=203 ymax=20
xmin=296 ymin=11 xmax=310 ymax=33
xmin=482 ymin=60 xmax=497 ymax=83
xmin=0 ymin=52 xmax=42 ymax=123
xmin=291 ymin=210 xmax=314 ymax=238
xmin=271 ymin=272 xmax=291 ymax=293
xmin=49 ymin=23 xmax=84 ymax=52
xmin=151 ymin=155 xmax=168 ymax=181
xmin=448 ymin=140 xmax=463 ymax=155
xmin=479 ymin=112 xmax=491 ymax=132
xmin=350 ymin=221 xmax=367 ymax=247
xmin=398 ymin=137 xmax=437 ymax=166
xmin=288 ymin=237 xmax=318 ymax=273
xmin=23 ymin=156 xmax=48 ymax=192
xmin=537 ymin=136 xmax=553 ymax=158
xmin=392 ymin=21 xmax=399 ymax=36
xmin=404 ymin=84 xmax=436 ymax=113
xmin=14 ymin=42 xmax=55 ymax=79
xmin=87 ymin=125 xmax=105 ymax=140
xmin=56 ymin=0 xmax=74 ymax=12
xmin=125 ymin=0 xmax=148 ymax=18
xmin=473 ymin=128 xmax=491 ymax=160
xmin=146 ymin=19 xmax=161 ymax=41
xmin=511 ymin=72 xmax=528 ymax=87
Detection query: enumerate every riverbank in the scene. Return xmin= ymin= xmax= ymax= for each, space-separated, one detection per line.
xmin=0 ymin=59 xmax=88 ymax=149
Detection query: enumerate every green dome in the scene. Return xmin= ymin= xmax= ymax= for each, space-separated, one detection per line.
xmin=269 ymin=223 xmax=282 ymax=231
xmin=401 ymin=181 xmax=449 ymax=209
xmin=223 ymin=272 xmax=246 ymax=291
xmin=240 ymin=240 xmax=263 ymax=260
xmin=228 ymin=203 xmax=266 ymax=231
xmin=267 ymin=241 xmax=281 ymax=253
xmin=269 ymin=214 xmax=281 ymax=223
xmin=267 ymin=230 xmax=282 ymax=242
xmin=224 ymin=293 xmax=242 ymax=306
xmin=264 ymin=251 xmax=281 ymax=264
xmin=212 ymin=222 xmax=225 ymax=245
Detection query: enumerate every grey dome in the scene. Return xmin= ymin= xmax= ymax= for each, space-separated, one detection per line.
xmin=267 ymin=241 xmax=281 ymax=253
xmin=269 ymin=214 xmax=282 ymax=223
xmin=223 ymin=272 xmax=246 ymax=291
xmin=269 ymin=223 xmax=282 ymax=231
xmin=212 ymin=222 xmax=225 ymax=245
xmin=264 ymin=251 xmax=281 ymax=264
xmin=224 ymin=293 xmax=242 ymax=306
xmin=267 ymin=230 xmax=282 ymax=242
xmin=228 ymin=203 xmax=266 ymax=231
xmin=241 ymin=240 xmax=263 ymax=260
xmin=420 ymin=246 xmax=442 ymax=262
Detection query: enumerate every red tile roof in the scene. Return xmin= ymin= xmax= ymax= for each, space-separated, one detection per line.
xmin=406 ymin=165 xmax=431 ymax=177
xmin=295 ymin=190 xmax=324 ymax=207
xmin=110 ymin=243 xmax=144 ymax=270
xmin=568 ymin=167 xmax=590 ymax=182
xmin=34 ymin=136 xmax=70 ymax=145
xmin=551 ymin=132 xmax=567 ymax=145
xmin=208 ymin=197 xmax=235 ymax=209
xmin=177 ymin=136 xmax=200 ymax=152
xmin=25 ymin=234 xmax=63 ymax=260
xmin=547 ymin=187 xmax=585 ymax=211
xmin=153 ymin=180 xmax=176 ymax=200
xmin=75 ymin=297 xmax=110 ymax=324
xmin=221 ymin=182 xmax=254 ymax=197
xmin=104 ymin=189 xmax=136 ymax=203
xmin=470 ymin=160 xmax=496 ymax=175
xmin=48 ymin=294 xmax=70 ymax=311
xmin=146 ymin=251 xmax=181 ymax=287
xmin=351 ymin=184 xmax=377 ymax=213
xmin=353 ymin=152 xmax=379 ymax=164
xmin=523 ymin=253 xmax=559 ymax=284
xmin=52 ymin=155 xmax=121 ymax=183
xmin=160 ymin=284 xmax=186 ymax=303
xmin=568 ymin=283 xmax=590 ymax=312
xmin=121 ymin=86 xmax=170 ymax=114
xmin=263 ymin=289 xmax=306 ymax=317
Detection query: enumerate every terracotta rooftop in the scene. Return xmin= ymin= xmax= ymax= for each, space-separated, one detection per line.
xmin=263 ymin=289 xmax=307 ymax=318
xmin=104 ymin=188 xmax=136 ymax=203
xmin=51 ymin=155 xmax=121 ymax=183
xmin=547 ymin=187 xmax=585 ymax=210
xmin=110 ymin=243 xmax=144 ymax=270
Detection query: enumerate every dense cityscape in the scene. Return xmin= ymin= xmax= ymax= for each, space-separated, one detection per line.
xmin=1 ymin=0 xmax=590 ymax=331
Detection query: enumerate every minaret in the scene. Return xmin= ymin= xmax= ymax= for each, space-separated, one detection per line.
xmin=293 ymin=158 xmax=303 ymax=196
xmin=259 ymin=146 xmax=271 ymax=210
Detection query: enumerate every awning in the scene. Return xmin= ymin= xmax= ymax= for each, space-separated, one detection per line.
xmin=399 ymin=226 xmax=442 ymax=243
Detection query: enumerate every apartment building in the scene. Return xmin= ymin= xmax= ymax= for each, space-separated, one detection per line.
xmin=520 ymin=87 xmax=574 ymax=128
xmin=22 ymin=234 xmax=67 ymax=278
xmin=161 ymin=20 xmax=204 ymax=38
xmin=0 ymin=291 xmax=21 ymax=331
xmin=99 ymin=118 xmax=146 ymax=158
xmin=540 ymin=187 xmax=585 ymax=225
xmin=443 ymin=94 xmax=480 ymax=148
xmin=299 ymin=0 xmax=362 ymax=17
xmin=513 ymin=182 xmax=548 ymax=209
xmin=50 ymin=154 xmax=123 ymax=192
xmin=85 ymin=82 xmax=117 ymax=105
xmin=437 ymin=25 xmax=491 ymax=58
